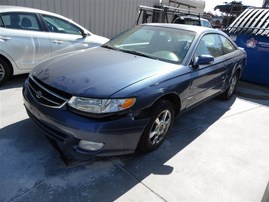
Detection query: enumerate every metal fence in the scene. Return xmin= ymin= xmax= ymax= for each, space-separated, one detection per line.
xmin=1 ymin=0 xmax=159 ymax=38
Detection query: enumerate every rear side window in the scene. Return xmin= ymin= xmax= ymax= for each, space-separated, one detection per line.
xmin=219 ymin=35 xmax=237 ymax=54
xmin=42 ymin=15 xmax=82 ymax=35
xmin=1 ymin=13 xmax=41 ymax=31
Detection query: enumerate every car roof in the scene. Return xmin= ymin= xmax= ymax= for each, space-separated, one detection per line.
xmin=0 ymin=5 xmax=89 ymax=32
xmin=0 ymin=5 xmax=78 ymax=24
xmin=142 ymin=23 xmax=220 ymax=35
xmin=179 ymin=15 xmax=208 ymax=21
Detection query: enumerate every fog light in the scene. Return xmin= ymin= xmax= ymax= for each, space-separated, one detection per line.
xmin=78 ymin=140 xmax=104 ymax=151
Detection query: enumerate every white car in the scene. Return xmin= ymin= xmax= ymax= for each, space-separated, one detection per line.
xmin=172 ymin=15 xmax=213 ymax=28
xmin=0 ymin=6 xmax=109 ymax=85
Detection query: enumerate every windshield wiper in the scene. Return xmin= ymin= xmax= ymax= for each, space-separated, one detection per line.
xmin=119 ymin=49 xmax=156 ymax=60
xmin=102 ymin=46 xmax=156 ymax=60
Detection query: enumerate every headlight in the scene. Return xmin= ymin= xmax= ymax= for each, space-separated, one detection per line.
xmin=68 ymin=97 xmax=136 ymax=114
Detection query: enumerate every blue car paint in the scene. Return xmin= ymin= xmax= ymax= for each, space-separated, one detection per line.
xmin=23 ymin=24 xmax=246 ymax=156
xmin=23 ymin=82 xmax=150 ymax=156
xmin=32 ymin=47 xmax=180 ymax=98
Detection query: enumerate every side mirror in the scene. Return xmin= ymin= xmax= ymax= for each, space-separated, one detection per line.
xmin=82 ymin=30 xmax=88 ymax=38
xmin=193 ymin=55 xmax=214 ymax=68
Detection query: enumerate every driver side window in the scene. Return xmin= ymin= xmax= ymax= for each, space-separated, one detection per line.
xmin=195 ymin=34 xmax=223 ymax=57
xmin=42 ymin=15 xmax=82 ymax=35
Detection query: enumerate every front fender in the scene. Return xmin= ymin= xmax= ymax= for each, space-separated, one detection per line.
xmin=112 ymin=72 xmax=191 ymax=115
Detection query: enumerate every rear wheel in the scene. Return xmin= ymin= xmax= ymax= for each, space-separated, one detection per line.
xmin=220 ymin=72 xmax=239 ymax=100
xmin=0 ymin=59 xmax=11 ymax=86
xmin=138 ymin=99 xmax=175 ymax=153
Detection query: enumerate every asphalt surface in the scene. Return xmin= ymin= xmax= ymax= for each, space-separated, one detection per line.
xmin=1 ymin=75 xmax=269 ymax=202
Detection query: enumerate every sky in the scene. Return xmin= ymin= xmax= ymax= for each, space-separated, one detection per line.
xmin=204 ymin=0 xmax=264 ymax=14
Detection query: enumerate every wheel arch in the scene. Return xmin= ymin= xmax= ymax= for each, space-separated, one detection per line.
xmin=135 ymin=92 xmax=182 ymax=120
xmin=142 ymin=93 xmax=182 ymax=118
xmin=158 ymin=93 xmax=181 ymax=115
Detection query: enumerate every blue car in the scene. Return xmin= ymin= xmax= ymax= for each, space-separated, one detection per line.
xmin=23 ymin=24 xmax=246 ymax=157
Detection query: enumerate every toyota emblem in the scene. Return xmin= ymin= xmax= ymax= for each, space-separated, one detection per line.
xmin=36 ymin=91 xmax=42 ymax=99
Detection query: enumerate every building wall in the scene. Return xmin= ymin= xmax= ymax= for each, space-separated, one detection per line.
xmin=1 ymin=0 xmax=160 ymax=38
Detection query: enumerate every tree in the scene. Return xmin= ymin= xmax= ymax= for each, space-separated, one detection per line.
xmin=214 ymin=1 xmax=250 ymax=26
xmin=263 ymin=0 xmax=269 ymax=8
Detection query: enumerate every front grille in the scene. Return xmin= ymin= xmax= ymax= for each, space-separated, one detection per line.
xmin=28 ymin=76 xmax=70 ymax=108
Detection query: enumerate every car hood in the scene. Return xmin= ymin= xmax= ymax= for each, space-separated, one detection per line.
xmin=32 ymin=47 xmax=178 ymax=98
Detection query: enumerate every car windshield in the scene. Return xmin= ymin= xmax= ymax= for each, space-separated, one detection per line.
xmin=183 ymin=19 xmax=200 ymax=26
xmin=103 ymin=25 xmax=196 ymax=64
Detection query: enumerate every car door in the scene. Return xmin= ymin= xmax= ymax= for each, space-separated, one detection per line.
xmin=41 ymin=14 xmax=92 ymax=56
xmin=186 ymin=33 xmax=227 ymax=107
xmin=0 ymin=12 xmax=51 ymax=70
xmin=218 ymin=34 xmax=241 ymax=87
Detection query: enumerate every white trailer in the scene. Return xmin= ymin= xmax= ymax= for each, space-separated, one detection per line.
xmin=162 ymin=0 xmax=205 ymax=15
xmin=137 ymin=0 xmax=207 ymax=25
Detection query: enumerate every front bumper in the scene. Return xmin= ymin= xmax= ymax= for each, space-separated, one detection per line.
xmin=23 ymin=79 xmax=149 ymax=156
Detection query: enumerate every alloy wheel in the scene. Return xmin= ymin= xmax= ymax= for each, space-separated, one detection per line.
xmin=0 ymin=63 xmax=5 ymax=81
xmin=149 ymin=109 xmax=172 ymax=145
xmin=228 ymin=74 xmax=238 ymax=97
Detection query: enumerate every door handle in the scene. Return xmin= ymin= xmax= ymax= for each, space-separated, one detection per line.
xmin=0 ymin=36 xmax=11 ymax=42
xmin=52 ymin=40 xmax=64 ymax=44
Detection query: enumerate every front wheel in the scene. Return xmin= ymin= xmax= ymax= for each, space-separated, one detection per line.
xmin=138 ymin=99 xmax=175 ymax=153
xmin=220 ymin=72 xmax=239 ymax=100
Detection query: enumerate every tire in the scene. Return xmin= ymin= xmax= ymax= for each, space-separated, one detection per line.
xmin=138 ymin=99 xmax=175 ymax=153
xmin=0 ymin=59 xmax=11 ymax=86
xmin=220 ymin=72 xmax=239 ymax=100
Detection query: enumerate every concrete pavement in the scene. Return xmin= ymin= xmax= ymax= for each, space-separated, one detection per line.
xmin=236 ymin=80 xmax=269 ymax=100
xmin=0 ymin=76 xmax=268 ymax=201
